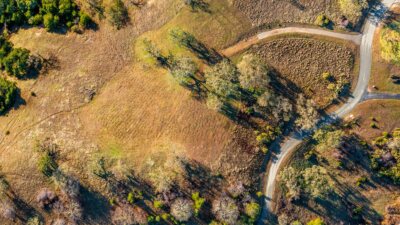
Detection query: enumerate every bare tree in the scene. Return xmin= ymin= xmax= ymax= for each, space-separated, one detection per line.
xmin=170 ymin=198 xmax=194 ymax=222
xmin=212 ymin=196 xmax=239 ymax=225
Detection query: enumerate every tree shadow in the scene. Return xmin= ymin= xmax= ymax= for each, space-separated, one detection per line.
xmin=288 ymin=0 xmax=305 ymax=11
xmin=179 ymin=159 xmax=224 ymax=197
xmin=0 ymin=88 xmax=26 ymax=116
xmin=80 ymin=185 xmax=112 ymax=224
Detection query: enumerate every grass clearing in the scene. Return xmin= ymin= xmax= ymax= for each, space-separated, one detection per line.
xmin=134 ymin=0 xmax=251 ymax=63
xmin=348 ymin=100 xmax=400 ymax=140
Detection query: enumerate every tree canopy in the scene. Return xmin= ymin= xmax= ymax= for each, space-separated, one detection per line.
xmin=0 ymin=77 xmax=17 ymax=114
xmin=380 ymin=21 xmax=400 ymax=65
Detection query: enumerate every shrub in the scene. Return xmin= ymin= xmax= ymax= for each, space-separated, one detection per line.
xmin=307 ymin=217 xmax=325 ymax=225
xmin=3 ymin=48 xmax=31 ymax=78
xmin=353 ymin=206 xmax=363 ymax=215
xmin=356 ymin=176 xmax=368 ymax=186
xmin=0 ymin=77 xmax=17 ymax=114
xmin=28 ymin=14 xmax=43 ymax=26
xmin=38 ymin=153 xmax=58 ymax=177
xmin=108 ymin=0 xmax=129 ymax=29
xmin=370 ymin=122 xmax=378 ymax=129
xmin=322 ymin=72 xmax=332 ymax=80
xmin=244 ymin=202 xmax=261 ymax=221
xmin=315 ymin=14 xmax=330 ymax=27
xmin=79 ymin=12 xmax=91 ymax=28
xmin=43 ymin=13 xmax=59 ymax=31
xmin=153 ymin=200 xmax=163 ymax=209
xmin=327 ymin=83 xmax=336 ymax=91
xmin=27 ymin=216 xmax=44 ymax=225
xmin=191 ymin=192 xmax=205 ymax=216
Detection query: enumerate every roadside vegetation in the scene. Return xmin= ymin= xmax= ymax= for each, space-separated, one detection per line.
xmin=371 ymin=6 xmax=400 ymax=93
xmin=276 ymin=100 xmax=400 ymax=224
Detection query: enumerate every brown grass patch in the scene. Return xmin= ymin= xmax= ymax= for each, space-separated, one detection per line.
xmin=246 ymin=37 xmax=357 ymax=107
xmin=349 ymin=100 xmax=400 ymax=140
xmin=232 ymin=0 xmax=349 ymax=28
xmin=80 ymin=64 xmax=260 ymax=185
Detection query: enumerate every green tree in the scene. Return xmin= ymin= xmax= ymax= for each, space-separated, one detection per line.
xmin=303 ymin=166 xmax=331 ymax=198
xmin=313 ymin=127 xmax=345 ymax=152
xmin=315 ymin=14 xmax=330 ymax=27
xmin=108 ymin=0 xmax=129 ymax=29
xmin=79 ymin=12 xmax=91 ymax=28
xmin=0 ymin=36 xmax=13 ymax=65
xmin=244 ymin=202 xmax=261 ymax=221
xmin=170 ymin=57 xmax=198 ymax=85
xmin=0 ymin=77 xmax=17 ymax=114
xmin=295 ymin=94 xmax=319 ymax=130
xmin=3 ymin=48 xmax=31 ymax=78
xmin=43 ymin=13 xmax=59 ymax=31
xmin=279 ymin=166 xmax=301 ymax=201
xmin=380 ymin=21 xmax=400 ymax=65
xmin=205 ymin=60 xmax=239 ymax=98
xmin=338 ymin=0 xmax=367 ymax=19
xmin=237 ymin=54 xmax=270 ymax=92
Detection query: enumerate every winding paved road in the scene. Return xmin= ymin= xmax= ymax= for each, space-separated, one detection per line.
xmin=245 ymin=0 xmax=399 ymax=224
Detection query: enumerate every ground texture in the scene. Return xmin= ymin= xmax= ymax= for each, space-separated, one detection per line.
xmin=249 ymin=37 xmax=356 ymax=107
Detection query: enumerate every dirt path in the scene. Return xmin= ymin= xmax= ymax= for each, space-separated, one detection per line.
xmin=220 ymin=27 xmax=362 ymax=57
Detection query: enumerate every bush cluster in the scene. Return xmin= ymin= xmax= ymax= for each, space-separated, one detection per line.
xmin=0 ymin=77 xmax=17 ymax=114
xmin=0 ymin=35 xmax=32 ymax=78
xmin=0 ymin=0 xmax=91 ymax=31
xmin=371 ymin=129 xmax=400 ymax=183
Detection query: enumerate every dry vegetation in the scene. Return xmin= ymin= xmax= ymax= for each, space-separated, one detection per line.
xmin=349 ymin=100 xmax=400 ymax=140
xmin=246 ymin=37 xmax=357 ymax=107
xmin=276 ymin=100 xmax=400 ymax=224
xmin=233 ymin=0 xmax=355 ymax=29
xmin=0 ymin=0 xmax=262 ymax=223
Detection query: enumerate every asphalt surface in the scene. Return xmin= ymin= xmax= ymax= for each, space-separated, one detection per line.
xmin=256 ymin=0 xmax=399 ymax=224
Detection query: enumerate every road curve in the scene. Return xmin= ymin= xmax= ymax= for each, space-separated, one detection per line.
xmin=256 ymin=0 xmax=398 ymax=224
xmin=221 ymin=27 xmax=362 ymax=57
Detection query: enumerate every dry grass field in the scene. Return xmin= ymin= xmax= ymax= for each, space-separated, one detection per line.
xmin=235 ymin=36 xmax=358 ymax=107
xmin=349 ymin=100 xmax=400 ymax=140
xmin=0 ymin=0 xmax=260 ymax=223
xmin=233 ymin=0 xmax=349 ymax=29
